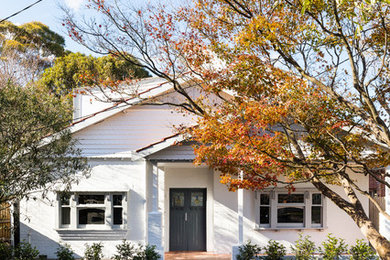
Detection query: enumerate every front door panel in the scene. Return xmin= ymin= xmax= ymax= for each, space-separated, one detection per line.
xmin=170 ymin=188 xmax=206 ymax=251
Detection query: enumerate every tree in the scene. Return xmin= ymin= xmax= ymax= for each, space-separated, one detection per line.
xmin=0 ymin=21 xmax=65 ymax=85
xmin=0 ymin=81 xmax=88 ymax=205
xmin=0 ymin=21 xmax=88 ymax=230
xmin=0 ymin=21 xmax=65 ymax=57
xmin=64 ymin=0 xmax=390 ymax=257
xmin=39 ymin=52 xmax=149 ymax=95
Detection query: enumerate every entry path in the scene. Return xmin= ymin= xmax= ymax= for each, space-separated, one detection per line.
xmin=165 ymin=251 xmax=231 ymax=259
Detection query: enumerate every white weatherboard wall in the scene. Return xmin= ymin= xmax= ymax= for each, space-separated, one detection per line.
xmin=73 ymin=105 xmax=194 ymax=157
xmin=72 ymin=77 xmax=170 ymax=121
xmin=19 ymin=159 xmax=147 ymax=259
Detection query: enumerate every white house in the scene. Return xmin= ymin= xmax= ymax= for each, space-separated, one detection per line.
xmin=19 ymin=77 xmax=371 ymax=259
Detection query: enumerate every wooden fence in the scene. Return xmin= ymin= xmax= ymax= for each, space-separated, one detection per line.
xmin=0 ymin=203 xmax=11 ymax=242
xmin=369 ymin=196 xmax=386 ymax=231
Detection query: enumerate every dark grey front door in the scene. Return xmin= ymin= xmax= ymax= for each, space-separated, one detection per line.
xmin=169 ymin=188 xmax=206 ymax=251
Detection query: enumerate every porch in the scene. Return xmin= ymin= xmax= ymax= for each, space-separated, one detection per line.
xmin=147 ymin=161 xmax=241 ymax=259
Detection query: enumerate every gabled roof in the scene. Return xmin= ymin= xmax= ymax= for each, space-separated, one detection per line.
xmin=46 ymin=76 xmax=227 ymax=159
xmin=68 ymin=77 xmax=177 ymax=134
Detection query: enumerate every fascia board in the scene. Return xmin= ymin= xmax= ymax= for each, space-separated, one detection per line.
xmin=135 ymin=135 xmax=186 ymax=159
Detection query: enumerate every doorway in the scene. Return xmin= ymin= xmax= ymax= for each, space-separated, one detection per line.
xmin=169 ymin=188 xmax=206 ymax=251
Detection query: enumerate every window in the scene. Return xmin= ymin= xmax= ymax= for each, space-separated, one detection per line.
xmin=258 ymin=190 xmax=325 ymax=229
xmin=77 ymin=194 xmax=106 ymax=226
xmin=59 ymin=193 xmax=126 ymax=229
xmin=113 ymin=195 xmax=123 ymax=225
xmin=60 ymin=194 xmax=71 ymax=226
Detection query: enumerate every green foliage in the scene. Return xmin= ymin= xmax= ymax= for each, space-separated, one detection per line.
xmin=144 ymin=244 xmax=161 ymax=260
xmin=263 ymin=240 xmax=286 ymax=260
xmin=40 ymin=52 xmax=149 ymax=95
xmin=14 ymin=241 xmax=40 ymax=260
xmin=112 ymin=240 xmax=139 ymax=260
xmin=19 ymin=21 xmax=65 ymax=57
xmin=84 ymin=242 xmax=104 ymax=260
xmin=320 ymin=233 xmax=348 ymax=260
xmin=56 ymin=243 xmax=75 ymax=260
xmin=291 ymin=233 xmax=316 ymax=260
xmin=236 ymin=240 xmax=261 ymax=260
xmin=0 ymin=20 xmax=65 ymax=82
xmin=0 ymin=242 xmax=12 ymax=260
xmin=0 ymin=21 xmax=65 ymax=57
xmin=0 ymin=82 xmax=88 ymax=204
xmin=349 ymin=239 xmax=377 ymax=260
xmin=112 ymin=240 xmax=161 ymax=260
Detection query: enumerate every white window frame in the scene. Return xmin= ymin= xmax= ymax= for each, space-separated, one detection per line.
xmin=256 ymin=189 xmax=326 ymax=230
xmin=58 ymin=192 xmax=127 ymax=230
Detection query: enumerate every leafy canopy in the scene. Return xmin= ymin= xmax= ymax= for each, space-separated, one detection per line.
xmin=0 ymin=20 xmax=65 ymax=57
xmin=0 ymin=21 xmax=66 ymax=86
xmin=0 ymin=82 xmax=88 ymax=204
xmin=39 ymin=52 xmax=150 ymax=95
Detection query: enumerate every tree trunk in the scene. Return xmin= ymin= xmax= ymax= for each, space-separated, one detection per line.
xmin=311 ymin=179 xmax=390 ymax=259
xmin=353 ymin=211 xmax=390 ymax=260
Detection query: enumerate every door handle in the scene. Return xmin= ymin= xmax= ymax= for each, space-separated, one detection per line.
xmin=185 ymin=212 xmax=187 ymax=221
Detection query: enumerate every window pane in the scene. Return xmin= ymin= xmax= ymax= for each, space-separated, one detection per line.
xmin=260 ymin=206 xmax=270 ymax=224
xmin=78 ymin=195 xmax=105 ymax=204
xmin=312 ymin=194 xmax=322 ymax=205
xmin=60 ymin=194 xmax=70 ymax=205
xmin=113 ymin=195 xmax=123 ymax=206
xmin=312 ymin=206 xmax=322 ymax=224
xmin=260 ymin=194 xmax=270 ymax=205
xmin=278 ymin=194 xmax=304 ymax=203
xmin=172 ymin=192 xmax=184 ymax=207
xmin=113 ymin=208 xmax=123 ymax=225
xmin=191 ymin=192 xmax=203 ymax=207
xmin=61 ymin=207 xmax=70 ymax=225
xmin=277 ymin=207 xmax=304 ymax=223
xmin=79 ymin=209 xmax=105 ymax=224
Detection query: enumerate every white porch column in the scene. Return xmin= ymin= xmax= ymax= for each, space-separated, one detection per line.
xmin=70 ymin=194 xmax=77 ymax=229
xmin=238 ymin=190 xmax=244 ymax=245
xmin=238 ymin=171 xmax=244 ymax=244
xmin=148 ymin=163 xmax=164 ymax=259
xmin=232 ymin=171 xmax=244 ymax=260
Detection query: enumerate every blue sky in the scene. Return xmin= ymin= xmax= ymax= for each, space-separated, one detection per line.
xmin=0 ymin=0 xmax=92 ymax=54
xmin=0 ymin=0 xmax=179 ymax=55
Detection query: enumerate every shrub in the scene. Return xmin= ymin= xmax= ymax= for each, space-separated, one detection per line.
xmin=112 ymin=240 xmax=141 ymax=260
xmin=0 ymin=242 xmax=12 ymax=260
xmin=320 ymin=233 xmax=348 ymax=260
xmin=14 ymin=241 xmax=40 ymax=260
xmin=291 ymin=233 xmax=316 ymax=260
xmin=56 ymin=243 xmax=75 ymax=260
xmin=263 ymin=240 xmax=286 ymax=260
xmin=144 ymin=244 xmax=161 ymax=260
xmin=349 ymin=239 xmax=377 ymax=260
xmin=112 ymin=240 xmax=161 ymax=260
xmin=84 ymin=242 xmax=104 ymax=260
xmin=236 ymin=240 xmax=261 ymax=260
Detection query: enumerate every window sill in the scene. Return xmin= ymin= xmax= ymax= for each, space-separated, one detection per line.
xmin=255 ymin=227 xmax=326 ymax=232
xmin=57 ymin=229 xmax=127 ymax=240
